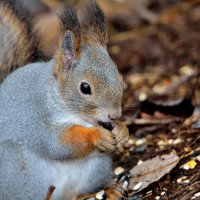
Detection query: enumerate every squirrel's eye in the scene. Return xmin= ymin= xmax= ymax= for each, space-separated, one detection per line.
xmin=80 ymin=82 xmax=92 ymax=95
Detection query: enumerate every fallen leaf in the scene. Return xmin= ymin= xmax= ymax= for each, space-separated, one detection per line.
xmin=124 ymin=152 xmax=179 ymax=195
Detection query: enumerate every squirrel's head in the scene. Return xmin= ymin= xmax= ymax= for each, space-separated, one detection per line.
xmin=53 ymin=1 xmax=124 ymax=125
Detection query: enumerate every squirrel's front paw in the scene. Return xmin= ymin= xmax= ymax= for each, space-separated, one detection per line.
xmin=112 ymin=121 xmax=129 ymax=147
xmin=93 ymin=127 xmax=116 ymax=153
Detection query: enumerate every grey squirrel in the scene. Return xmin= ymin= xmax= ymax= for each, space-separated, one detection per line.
xmin=0 ymin=0 xmax=129 ymax=199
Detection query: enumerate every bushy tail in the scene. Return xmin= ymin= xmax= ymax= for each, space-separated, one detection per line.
xmin=0 ymin=0 xmax=40 ymax=82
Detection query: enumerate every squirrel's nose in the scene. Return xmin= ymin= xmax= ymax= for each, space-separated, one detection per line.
xmin=108 ymin=108 xmax=122 ymax=120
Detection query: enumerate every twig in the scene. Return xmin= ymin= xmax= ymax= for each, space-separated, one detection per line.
xmin=127 ymin=117 xmax=182 ymax=125
xmin=45 ymin=185 xmax=56 ymax=200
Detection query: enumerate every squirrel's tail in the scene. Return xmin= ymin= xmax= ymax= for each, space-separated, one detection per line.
xmin=0 ymin=0 xmax=40 ymax=82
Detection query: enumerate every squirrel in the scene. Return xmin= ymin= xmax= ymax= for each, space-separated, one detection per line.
xmin=0 ymin=1 xmax=129 ymax=199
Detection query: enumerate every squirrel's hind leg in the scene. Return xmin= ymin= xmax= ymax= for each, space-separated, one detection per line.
xmin=66 ymin=153 xmax=113 ymax=197
xmin=48 ymin=153 xmax=113 ymax=199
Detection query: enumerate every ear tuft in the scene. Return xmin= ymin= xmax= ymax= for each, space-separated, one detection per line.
xmin=81 ymin=1 xmax=108 ymax=46
xmin=54 ymin=4 xmax=81 ymax=77
xmin=59 ymin=4 xmax=81 ymax=58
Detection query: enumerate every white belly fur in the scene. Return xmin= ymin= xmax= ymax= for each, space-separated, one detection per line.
xmin=50 ymin=159 xmax=90 ymax=199
xmin=43 ymin=152 xmax=110 ymax=200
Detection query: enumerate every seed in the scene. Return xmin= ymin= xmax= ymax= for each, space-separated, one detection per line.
xmin=133 ymin=182 xmax=143 ymax=191
xmin=114 ymin=167 xmax=125 ymax=175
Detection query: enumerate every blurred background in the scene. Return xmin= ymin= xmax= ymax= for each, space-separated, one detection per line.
xmin=26 ymin=0 xmax=200 ymax=70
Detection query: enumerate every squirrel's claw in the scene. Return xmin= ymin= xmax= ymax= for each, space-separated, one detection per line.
xmin=112 ymin=121 xmax=129 ymax=146
xmin=94 ymin=127 xmax=116 ymax=153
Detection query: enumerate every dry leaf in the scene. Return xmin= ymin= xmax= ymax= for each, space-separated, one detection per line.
xmin=126 ymin=152 xmax=179 ymax=195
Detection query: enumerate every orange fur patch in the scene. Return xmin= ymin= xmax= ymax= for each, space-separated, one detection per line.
xmin=60 ymin=125 xmax=100 ymax=158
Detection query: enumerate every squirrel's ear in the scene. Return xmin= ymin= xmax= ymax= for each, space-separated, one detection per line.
xmin=81 ymin=1 xmax=108 ymax=47
xmin=61 ymin=31 xmax=75 ymax=70
xmin=54 ymin=5 xmax=81 ymax=76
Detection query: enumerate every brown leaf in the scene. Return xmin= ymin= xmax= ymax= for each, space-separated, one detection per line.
xmin=126 ymin=152 xmax=179 ymax=195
